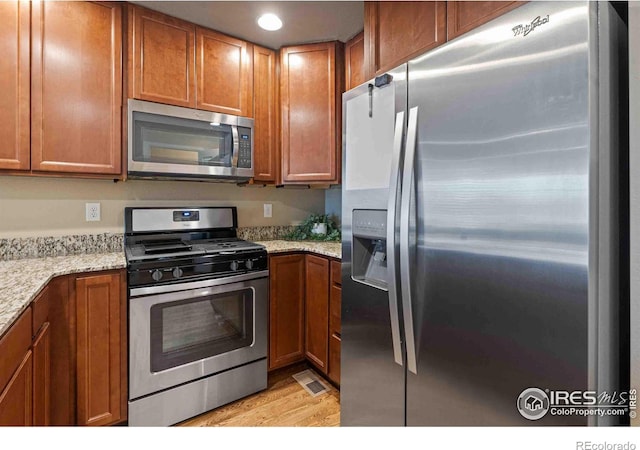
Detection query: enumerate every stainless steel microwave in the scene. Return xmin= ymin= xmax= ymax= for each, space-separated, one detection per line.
xmin=127 ymin=99 xmax=254 ymax=182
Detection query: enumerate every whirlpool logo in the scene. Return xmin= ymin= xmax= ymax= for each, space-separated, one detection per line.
xmin=512 ymin=15 xmax=550 ymax=37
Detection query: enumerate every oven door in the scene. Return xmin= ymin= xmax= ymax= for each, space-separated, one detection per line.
xmin=129 ymin=272 xmax=268 ymax=400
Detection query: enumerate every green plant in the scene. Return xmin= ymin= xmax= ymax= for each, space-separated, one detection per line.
xmin=283 ymin=213 xmax=341 ymax=242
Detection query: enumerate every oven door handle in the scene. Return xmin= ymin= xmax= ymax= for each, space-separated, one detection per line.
xmin=129 ymin=270 xmax=269 ymax=297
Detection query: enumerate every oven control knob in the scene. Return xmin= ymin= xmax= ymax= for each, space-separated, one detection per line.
xmin=245 ymin=259 xmax=254 ymax=270
xmin=172 ymin=267 xmax=183 ymax=278
xmin=230 ymin=261 xmax=239 ymax=271
xmin=151 ymin=270 xmax=163 ymax=281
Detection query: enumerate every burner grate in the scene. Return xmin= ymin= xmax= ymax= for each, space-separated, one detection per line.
xmin=142 ymin=240 xmax=193 ymax=255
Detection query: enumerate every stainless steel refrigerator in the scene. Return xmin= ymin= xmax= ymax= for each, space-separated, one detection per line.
xmin=341 ymin=1 xmax=627 ymax=426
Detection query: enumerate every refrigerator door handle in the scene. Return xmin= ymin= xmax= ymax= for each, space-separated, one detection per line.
xmin=386 ymin=110 xmax=406 ymax=366
xmin=400 ymin=106 xmax=419 ymax=374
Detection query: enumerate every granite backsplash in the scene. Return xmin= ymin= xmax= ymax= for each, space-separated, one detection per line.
xmin=0 ymin=226 xmax=299 ymax=261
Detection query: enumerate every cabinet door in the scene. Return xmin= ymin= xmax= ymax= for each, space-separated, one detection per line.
xmin=32 ymin=322 xmax=50 ymax=426
xmin=128 ymin=5 xmax=196 ymax=108
xmin=0 ymin=351 xmax=32 ymax=426
xmin=345 ymin=31 xmax=365 ymax=91
xmin=75 ymin=272 xmax=122 ymax=426
xmin=280 ymin=42 xmax=342 ymax=184
xmin=0 ymin=1 xmax=29 ymax=171
xmin=197 ymin=27 xmax=253 ymax=117
xmin=253 ymin=45 xmax=278 ymax=183
xmin=269 ymin=254 xmax=305 ymax=370
xmin=364 ymin=2 xmax=446 ymax=77
xmin=31 ymin=1 xmax=122 ymax=175
xmin=447 ymin=1 xmax=523 ymax=40
xmin=304 ymin=255 xmax=329 ymax=373
xmin=0 ymin=307 xmax=32 ymax=394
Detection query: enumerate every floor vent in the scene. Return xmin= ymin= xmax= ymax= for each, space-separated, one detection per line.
xmin=292 ymin=369 xmax=329 ymax=397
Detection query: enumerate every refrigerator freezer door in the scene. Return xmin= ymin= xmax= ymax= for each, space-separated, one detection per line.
xmin=341 ymin=65 xmax=407 ymax=426
xmin=406 ymin=1 xmax=595 ymax=425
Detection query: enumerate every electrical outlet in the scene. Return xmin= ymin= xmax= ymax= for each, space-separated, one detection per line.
xmin=86 ymin=203 xmax=101 ymax=222
xmin=263 ymin=203 xmax=272 ymax=218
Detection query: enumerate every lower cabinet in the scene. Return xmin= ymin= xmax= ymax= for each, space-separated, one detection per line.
xmin=304 ymin=255 xmax=330 ymax=373
xmin=75 ymin=272 xmax=126 ymax=426
xmin=269 ymin=252 xmax=341 ymax=384
xmin=0 ymin=305 xmax=33 ymax=426
xmin=0 ymin=269 xmax=126 ymax=426
xmin=0 ymin=351 xmax=33 ymax=426
xmin=269 ymin=254 xmax=306 ymax=370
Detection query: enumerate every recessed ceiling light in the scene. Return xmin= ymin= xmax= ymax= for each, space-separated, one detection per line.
xmin=257 ymin=13 xmax=282 ymax=31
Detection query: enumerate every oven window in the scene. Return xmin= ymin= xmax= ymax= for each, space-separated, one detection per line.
xmin=150 ymin=288 xmax=253 ymax=372
xmin=132 ymin=111 xmax=233 ymax=167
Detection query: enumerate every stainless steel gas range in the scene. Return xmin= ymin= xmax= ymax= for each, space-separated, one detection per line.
xmin=125 ymin=206 xmax=268 ymax=426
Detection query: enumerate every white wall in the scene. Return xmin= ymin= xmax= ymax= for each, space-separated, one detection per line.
xmin=0 ymin=176 xmax=325 ymax=237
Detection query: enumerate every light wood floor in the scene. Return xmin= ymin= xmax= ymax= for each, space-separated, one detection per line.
xmin=178 ymin=363 xmax=340 ymax=427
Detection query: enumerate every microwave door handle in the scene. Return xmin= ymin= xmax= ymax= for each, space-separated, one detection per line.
xmin=231 ymin=125 xmax=239 ymax=168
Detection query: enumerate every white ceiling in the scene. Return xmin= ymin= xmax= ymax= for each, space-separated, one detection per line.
xmin=131 ymin=1 xmax=364 ymax=49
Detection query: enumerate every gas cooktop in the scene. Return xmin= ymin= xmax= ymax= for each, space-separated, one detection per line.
xmin=124 ymin=206 xmax=268 ymax=287
xmin=125 ymin=237 xmax=265 ymax=262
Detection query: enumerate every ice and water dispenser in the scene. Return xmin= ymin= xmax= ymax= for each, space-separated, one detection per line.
xmin=351 ymin=209 xmax=388 ymax=291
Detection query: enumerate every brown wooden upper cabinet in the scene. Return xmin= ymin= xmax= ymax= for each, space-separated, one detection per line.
xmin=253 ymin=45 xmax=278 ymax=183
xmin=345 ymin=31 xmax=365 ymax=91
xmin=30 ymin=1 xmax=122 ymax=175
xmin=128 ymin=5 xmax=255 ymax=118
xmin=0 ymin=1 xmax=122 ymax=177
xmin=0 ymin=1 xmax=30 ymax=171
xmin=128 ymin=5 xmax=196 ymax=108
xmin=447 ymin=1 xmax=523 ymax=40
xmin=196 ymin=27 xmax=253 ymax=117
xmin=280 ymin=41 xmax=343 ymax=185
xmin=364 ymin=2 xmax=446 ymax=78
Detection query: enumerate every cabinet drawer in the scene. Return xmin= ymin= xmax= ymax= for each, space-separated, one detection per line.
xmin=330 ymin=260 xmax=341 ymax=286
xmin=0 ymin=308 xmax=32 ymax=393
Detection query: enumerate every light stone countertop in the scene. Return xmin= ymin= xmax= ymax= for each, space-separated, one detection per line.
xmin=0 ymin=241 xmax=340 ymax=338
xmin=0 ymin=252 xmax=126 ymax=337
xmin=255 ymin=240 xmax=341 ymax=260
